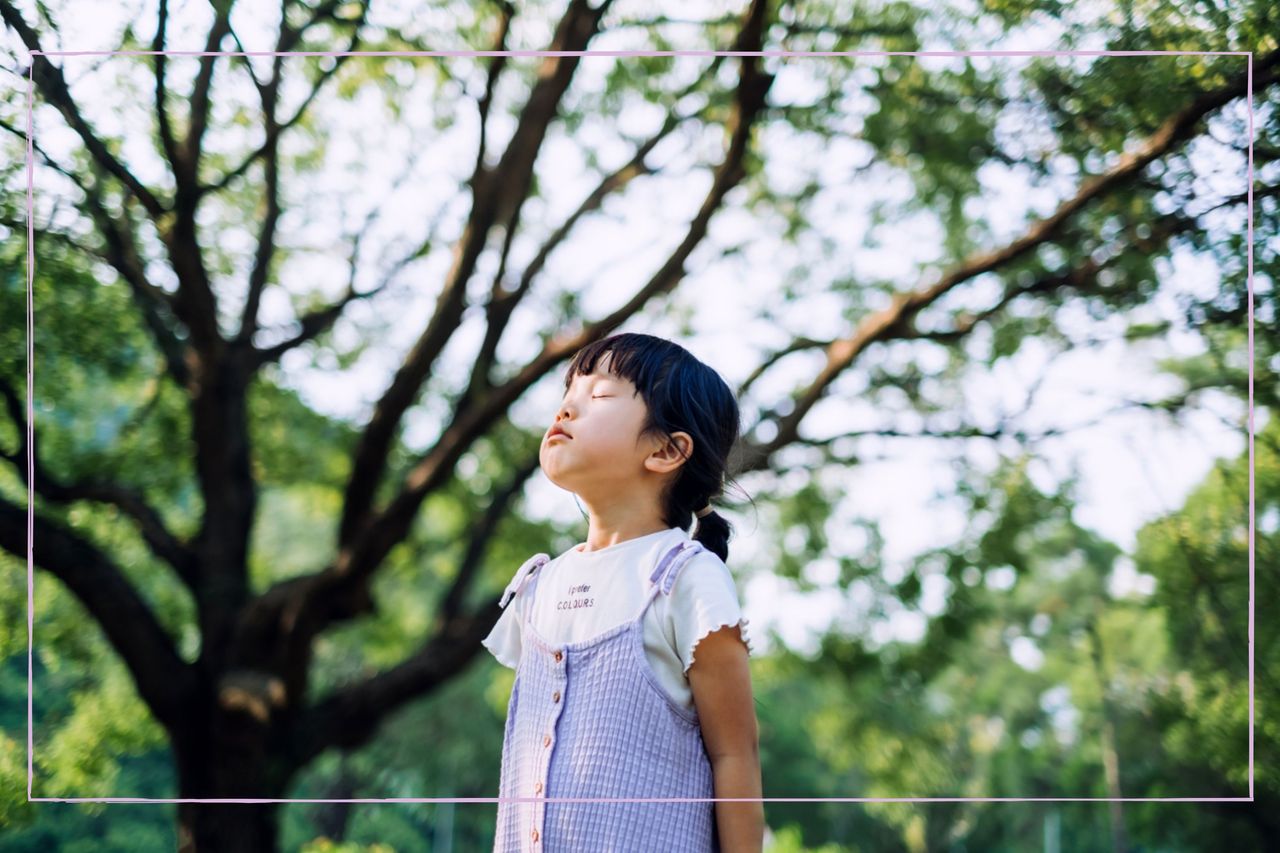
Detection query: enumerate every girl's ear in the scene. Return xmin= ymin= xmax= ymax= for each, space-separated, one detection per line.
xmin=646 ymin=431 xmax=694 ymax=474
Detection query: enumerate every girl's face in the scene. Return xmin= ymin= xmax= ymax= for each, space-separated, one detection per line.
xmin=541 ymin=352 xmax=688 ymax=502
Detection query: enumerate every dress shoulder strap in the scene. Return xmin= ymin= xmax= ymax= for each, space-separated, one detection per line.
xmin=499 ymin=552 xmax=550 ymax=609
xmin=648 ymin=541 xmax=705 ymax=597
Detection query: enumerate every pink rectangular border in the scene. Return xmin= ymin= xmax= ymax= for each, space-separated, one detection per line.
xmin=23 ymin=48 xmax=1255 ymax=806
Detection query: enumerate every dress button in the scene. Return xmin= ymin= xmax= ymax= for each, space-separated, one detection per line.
xmin=552 ymin=690 xmax=560 ymax=703
xmin=534 ymin=781 xmax=543 ymax=794
xmin=531 ymin=828 xmax=539 ymax=842
xmin=543 ymin=734 xmax=552 ymax=747
xmin=553 ymin=650 xmax=562 ymax=662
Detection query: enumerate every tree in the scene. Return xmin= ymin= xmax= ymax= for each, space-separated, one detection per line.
xmin=0 ymin=0 xmax=1275 ymax=849
xmin=1133 ymin=412 xmax=1279 ymax=844
xmin=759 ymin=409 xmax=1274 ymax=851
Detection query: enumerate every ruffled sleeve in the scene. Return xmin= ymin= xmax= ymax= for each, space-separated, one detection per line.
xmin=482 ymin=553 xmax=548 ymax=670
xmin=481 ymin=601 xmax=522 ymax=670
xmin=666 ymin=552 xmax=754 ymax=676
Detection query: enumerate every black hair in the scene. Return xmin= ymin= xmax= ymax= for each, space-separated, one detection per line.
xmin=560 ymin=332 xmax=752 ymax=562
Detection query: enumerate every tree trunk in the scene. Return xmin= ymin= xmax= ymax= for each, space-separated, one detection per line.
xmin=177 ymin=800 xmax=283 ymax=853
xmin=171 ymin=690 xmax=298 ymax=852
xmin=1087 ymin=618 xmax=1128 ymax=853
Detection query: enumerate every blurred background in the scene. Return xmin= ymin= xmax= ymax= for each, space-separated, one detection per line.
xmin=0 ymin=0 xmax=1276 ymax=850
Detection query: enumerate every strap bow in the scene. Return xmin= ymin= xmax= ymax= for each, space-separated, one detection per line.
xmin=500 ymin=553 xmax=550 ymax=608
xmin=649 ymin=541 xmax=705 ymax=596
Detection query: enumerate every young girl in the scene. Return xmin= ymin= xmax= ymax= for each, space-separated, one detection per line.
xmin=482 ymin=333 xmax=763 ymax=852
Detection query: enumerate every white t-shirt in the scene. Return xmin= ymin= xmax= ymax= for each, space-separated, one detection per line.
xmin=481 ymin=526 xmax=753 ymax=713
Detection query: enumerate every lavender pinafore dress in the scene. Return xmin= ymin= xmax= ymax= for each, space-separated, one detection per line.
xmin=492 ymin=540 xmax=720 ymax=853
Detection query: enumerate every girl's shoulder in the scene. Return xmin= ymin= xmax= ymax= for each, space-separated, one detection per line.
xmin=666 ymin=545 xmax=738 ymax=599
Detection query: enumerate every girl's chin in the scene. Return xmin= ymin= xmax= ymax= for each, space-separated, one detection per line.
xmin=538 ymin=464 xmax=571 ymax=487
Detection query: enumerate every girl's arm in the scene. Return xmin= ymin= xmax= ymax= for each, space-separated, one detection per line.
xmin=688 ymin=624 xmax=763 ymax=852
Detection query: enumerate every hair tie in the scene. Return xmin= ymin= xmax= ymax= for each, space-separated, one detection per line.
xmin=695 ymin=503 xmax=714 ymax=518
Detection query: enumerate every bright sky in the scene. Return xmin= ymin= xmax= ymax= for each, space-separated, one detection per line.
xmin=7 ymin=0 xmax=1262 ymax=663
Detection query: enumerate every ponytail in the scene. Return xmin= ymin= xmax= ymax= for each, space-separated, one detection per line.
xmin=692 ymin=503 xmax=732 ymax=562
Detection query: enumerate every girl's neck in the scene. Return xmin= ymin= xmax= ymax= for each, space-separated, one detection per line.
xmin=576 ymin=523 xmax=673 ymax=553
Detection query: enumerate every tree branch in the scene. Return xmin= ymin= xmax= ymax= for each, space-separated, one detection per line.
xmin=152 ymin=0 xmax=181 ymax=173
xmin=181 ymin=0 xmax=235 ymax=182
xmin=733 ymin=51 xmax=1280 ymax=475
xmin=0 ymin=495 xmax=196 ymax=734
xmin=285 ymin=599 xmax=498 ymax=763
xmin=439 ymin=449 xmax=542 ymax=624
xmin=236 ymin=60 xmax=283 ymax=348
xmin=471 ymin=0 xmax=515 ymax=191
xmin=0 ymin=376 xmax=198 ymax=589
xmin=461 ymin=75 xmax=707 ymax=408
xmin=238 ymin=4 xmax=369 ymax=349
xmin=734 ymin=185 xmax=1278 ymax=443
xmin=247 ymin=127 xmax=430 ymax=365
xmin=336 ymin=0 xmax=618 ymax=550
xmin=247 ymin=276 xmax=390 ymax=367
xmin=147 ymin=0 xmax=240 ymax=353
xmin=200 ymin=1 xmax=366 ymax=198
xmin=0 ymin=1 xmax=168 ymax=219
xmin=736 ymin=335 xmax=831 ymax=400
xmin=0 ymin=116 xmax=192 ymax=387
